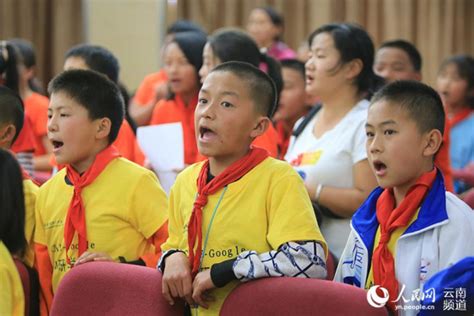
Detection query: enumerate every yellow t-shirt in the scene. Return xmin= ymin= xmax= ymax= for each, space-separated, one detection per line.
xmin=365 ymin=208 xmax=420 ymax=289
xmin=0 ymin=241 xmax=25 ymax=316
xmin=162 ymin=157 xmax=327 ymax=316
xmin=34 ymin=158 xmax=168 ymax=293
xmin=23 ymin=178 xmax=38 ymax=267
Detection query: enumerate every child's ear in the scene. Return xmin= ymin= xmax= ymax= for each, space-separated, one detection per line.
xmin=422 ymin=129 xmax=443 ymax=157
xmin=345 ymin=58 xmax=363 ymax=81
xmin=250 ymin=117 xmax=270 ymax=139
xmin=95 ymin=118 xmax=112 ymax=140
xmin=0 ymin=124 xmax=16 ymax=147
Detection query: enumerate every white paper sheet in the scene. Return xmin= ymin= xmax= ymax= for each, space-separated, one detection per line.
xmin=137 ymin=123 xmax=184 ymax=171
xmin=137 ymin=123 xmax=184 ymax=193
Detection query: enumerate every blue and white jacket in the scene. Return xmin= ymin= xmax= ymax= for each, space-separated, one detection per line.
xmin=334 ymin=171 xmax=474 ymax=315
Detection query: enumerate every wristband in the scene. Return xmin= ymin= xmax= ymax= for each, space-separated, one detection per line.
xmin=315 ymin=184 xmax=323 ymax=202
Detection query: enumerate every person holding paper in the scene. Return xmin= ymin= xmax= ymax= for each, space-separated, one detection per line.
xmin=149 ymin=31 xmax=207 ymax=165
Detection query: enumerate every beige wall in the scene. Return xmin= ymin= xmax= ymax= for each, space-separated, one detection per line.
xmin=84 ymin=0 xmax=167 ymax=91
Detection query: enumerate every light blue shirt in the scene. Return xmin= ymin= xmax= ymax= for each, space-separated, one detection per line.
xmin=450 ymin=113 xmax=474 ymax=193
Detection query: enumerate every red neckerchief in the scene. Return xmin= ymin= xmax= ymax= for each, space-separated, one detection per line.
xmin=187 ymin=147 xmax=269 ymax=276
xmin=372 ymin=168 xmax=437 ymax=311
xmin=64 ymin=145 xmax=120 ymax=264
xmin=449 ymin=108 xmax=473 ymax=128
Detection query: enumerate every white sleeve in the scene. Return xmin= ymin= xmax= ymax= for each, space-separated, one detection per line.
xmin=233 ymin=241 xmax=327 ymax=281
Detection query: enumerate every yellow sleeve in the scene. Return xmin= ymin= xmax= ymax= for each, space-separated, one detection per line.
xmin=129 ymin=171 xmax=169 ymax=239
xmin=266 ymin=168 xmax=327 ymax=256
xmin=23 ymin=179 xmax=38 ymax=267
xmin=0 ymin=265 xmax=15 ymax=316
xmin=160 ymin=182 xmax=185 ymax=253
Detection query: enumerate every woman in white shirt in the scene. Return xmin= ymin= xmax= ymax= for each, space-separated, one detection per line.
xmin=285 ymin=23 xmax=380 ymax=260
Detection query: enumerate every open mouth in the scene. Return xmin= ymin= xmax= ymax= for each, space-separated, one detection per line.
xmin=373 ymin=160 xmax=387 ymax=175
xmin=199 ymin=126 xmax=217 ymax=141
xmin=51 ymin=140 xmax=64 ymax=150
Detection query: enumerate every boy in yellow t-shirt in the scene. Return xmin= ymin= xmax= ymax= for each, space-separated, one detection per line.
xmin=159 ymin=61 xmax=327 ymax=315
xmin=0 ymin=86 xmax=38 ymax=267
xmin=0 ymin=149 xmax=28 ymax=316
xmin=34 ymin=70 xmax=169 ymax=314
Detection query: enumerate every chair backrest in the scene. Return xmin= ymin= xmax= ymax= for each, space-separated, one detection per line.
xmin=326 ymin=251 xmax=336 ymax=280
xmin=220 ymin=277 xmax=388 ymax=316
xmin=51 ymin=262 xmax=184 ymax=316
xmin=14 ymin=258 xmax=30 ymax=316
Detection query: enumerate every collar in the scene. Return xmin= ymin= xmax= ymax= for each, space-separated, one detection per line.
xmin=351 ymin=169 xmax=449 ymax=249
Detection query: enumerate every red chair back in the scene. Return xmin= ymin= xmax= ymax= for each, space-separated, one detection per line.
xmin=220 ymin=277 xmax=388 ymax=316
xmin=51 ymin=262 xmax=184 ymax=316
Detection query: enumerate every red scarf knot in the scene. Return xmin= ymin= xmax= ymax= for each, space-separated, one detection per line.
xmin=63 ymin=145 xmax=120 ymax=264
xmin=372 ymin=168 xmax=437 ymax=312
xmin=187 ymin=147 xmax=269 ymax=276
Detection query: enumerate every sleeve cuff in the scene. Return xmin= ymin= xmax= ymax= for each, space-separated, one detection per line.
xmin=157 ymin=249 xmax=183 ymax=272
xmin=210 ymin=258 xmax=237 ymax=288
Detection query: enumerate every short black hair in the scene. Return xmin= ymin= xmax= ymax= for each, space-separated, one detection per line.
xmin=0 ymin=86 xmax=24 ymax=144
xmin=281 ymin=58 xmax=305 ymax=80
xmin=48 ymin=69 xmax=124 ymax=144
xmin=65 ymin=44 xmax=120 ymax=83
xmin=211 ymin=61 xmax=277 ymax=118
xmin=166 ymin=20 xmax=206 ymax=35
xmin=8 ymin=38 xmax=36 ymax=68
xmin=207 ymin=29 xmax=283 ymax=113
xmin=439 ymin=54 xmax=474 ymax=108
xmin=371 ymin=80 xmax=445 ymax=136
xmin=0 ymin=148 xmax=26 ymax=257
xmin=379 ymin=39 xmax=422 ymax=72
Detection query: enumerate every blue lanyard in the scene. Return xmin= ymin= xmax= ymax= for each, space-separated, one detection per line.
xmin=198 ymin=186 xmax=228 ymax=272
xmin=192 ymin=186 xmax=228 ymax=316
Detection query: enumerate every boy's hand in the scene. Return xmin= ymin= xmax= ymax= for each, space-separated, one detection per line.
xmin=74 ymin=251 xmax=114 ymax=266
xmin=162 ymin=252 xmax=194 ymax=306
xmin=192 ymin=269 xmax=216 ymax=309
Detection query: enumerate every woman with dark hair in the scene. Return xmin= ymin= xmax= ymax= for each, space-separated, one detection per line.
xmin=285 ymin=23 xmax=379 ymax=260
xmin=149 ymin=31 xmax=207 ymax=165
xmin=199 ymin=28 xmax=282 ymax=157
xmin=130 ymin=20 xmax=206 ymax=126
xmin=0 ymin=148 xmax=26 ymax=315
xmin=247 ymin=6 xmax=296 ymax=61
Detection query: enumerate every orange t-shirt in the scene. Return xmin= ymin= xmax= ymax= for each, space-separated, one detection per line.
xmin=436 ymin=119 xmax=454 ymax=192
xmin=113 ymin=120 xmax=145 ymax=166
xmin=253 ymin=123 xmax=279 ymax=158
xmin=149 ymin=94 xmax=199 ymax=165
xmin=275 ymin=121 xmax=290 ymax=160
xmin=133 ymin=70 xmax=168 ymax=107
xmin=24 ymin=93 xmax=49 ymax=156
xmin=11 ymin=113 xmax=36 ymax=153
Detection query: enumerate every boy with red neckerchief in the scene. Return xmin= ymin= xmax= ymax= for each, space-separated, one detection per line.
xmin=159 ymin=61 xmax=327 ymax=316
xmin=335 ymin=81 xmax=474 ymax=315
xmin=34 ymin=70 xmax=169 ymax=315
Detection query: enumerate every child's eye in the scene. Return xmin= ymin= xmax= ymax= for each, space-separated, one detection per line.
xmin=366 ymin=131 xmax=374 ymax=138
xmin=60 ymin=113 xmax=70 ymax=118
xmin=384 ymin=129 xmax=396 ymax=135
xmin=221 ymin=101 xmax=233 ymax=108
xmin=47 ymin=114 xmax=52 ymax=119
xmin=198 ymin=98 xmax=208 ymax=105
